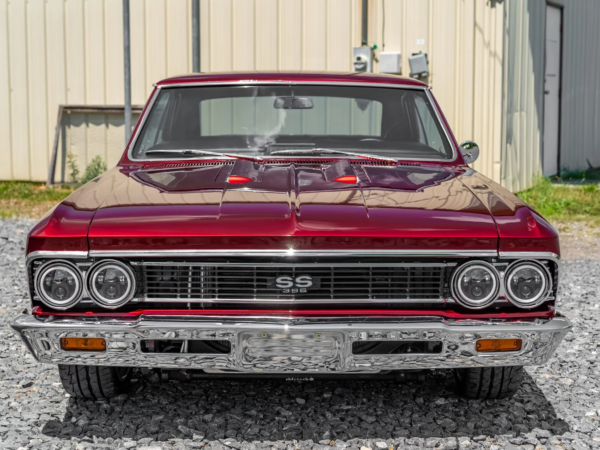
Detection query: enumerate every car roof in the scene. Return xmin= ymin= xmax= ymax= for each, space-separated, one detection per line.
xmin=155 ymin=71 xmax=429 ymax=88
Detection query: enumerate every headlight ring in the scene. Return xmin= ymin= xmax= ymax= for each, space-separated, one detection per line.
xmin=504 ymin=260 xmax=551 ymax=309
xmin=87 ymin=260 xmax=136 ymax=309
xmin=451 ymin=261 xmax=500 ymax=309
xmin=34 ymin=260 xmax=83 ymax=310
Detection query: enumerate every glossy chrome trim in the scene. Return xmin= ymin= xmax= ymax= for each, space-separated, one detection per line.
xmin=90 ymin=249 xmax=498 ymax=258
xmin=26 ymin=251 xmax=89 ymax=265
xmin=138 ymin=261 xmax=455 ymax=267
xmin=11 ymin=313 xmax=572 ymax=372
xmin=498 ymin=251 xmax=560 ymax=261
xmin=138 ymin=297 xmax=453 ymax=304
xmin=424 ymin=88 xmax=457 ymax=162
xmin=127 ymin=80 xmax=459 ymax=164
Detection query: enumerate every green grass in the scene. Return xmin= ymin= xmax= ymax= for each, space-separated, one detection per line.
xmin=517 ymin=177 xmax=600 ymax=224
xmin=0 ymin=181 xmax=75 ymax=202
xmin=0 ymin=182 xmax=76 ymax=219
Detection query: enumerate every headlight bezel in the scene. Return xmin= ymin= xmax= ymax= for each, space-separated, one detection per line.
xmin=504 ymin=260 xmax=552 ymax=309
xmin=86 ymin=259 xmax=136 ymax=309
xmin=451 ymin=260 xmax=500 ymax=309
xmin=34 ymin=260 xmax=84 ymax=310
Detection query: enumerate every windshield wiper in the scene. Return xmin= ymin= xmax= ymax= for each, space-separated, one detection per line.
xmin=269 ymin=148 xmax=397 ymax=163
xmin=145 ymin=149 xmax=263 ymax=162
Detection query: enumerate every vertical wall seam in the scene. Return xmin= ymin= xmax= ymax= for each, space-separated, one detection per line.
xmin=82 ymin=0 xmax=87 ymax=104
xmin=454 ymin=0 xmax=460 ymax=137
xmin=471 ymin=0 xmax=476 ymax=146
xmin=5 ymin=0 xmax=13 ymax=179
xmin=499 ymin=0 xmax=507 ymax=185
xmin=163 ymin=0 xmax=167 ymax=76
xmin=42 ymin=0 xmax=49 ymax=168
xmin=207 ymin=0 xmax=211 ymax=71
xmin=230 ymin=0 xmax=234 ymax=70
xmin=24 ymin=0 xmax=31 ymax=180
xmin=253 ymin=0 xmax=257 ymax=69
xmin=102 ymin=0 xmax=106 ymax=105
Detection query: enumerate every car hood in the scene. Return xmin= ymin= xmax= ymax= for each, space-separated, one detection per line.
xmin=75 ymin=160 xmax=499 ymax=252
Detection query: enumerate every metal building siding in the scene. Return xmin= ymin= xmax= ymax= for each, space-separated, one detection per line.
xmin=502 ymin=0 xmax=600 ymax=192
xmin=3 ymin=0 xmax=597 ymax=188
xmin=560 ymin=0 xmax=600 ymax=172
xmin=0 ymin=0 xmax=502 ymax=185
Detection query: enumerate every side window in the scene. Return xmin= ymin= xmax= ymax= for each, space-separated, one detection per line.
xmin=414 ymin=95 xmax=445 ymax=153
xmin=137 ymin=91 xmax=172 ymax=152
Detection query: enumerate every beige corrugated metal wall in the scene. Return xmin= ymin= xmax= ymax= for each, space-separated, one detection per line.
xmin=0 ymin=0 xmax=504 ymax=185
xmin=4 ymin=0 xmax=597 ymax=191
xmin=502 ymin=0 xmax=600 ymax=192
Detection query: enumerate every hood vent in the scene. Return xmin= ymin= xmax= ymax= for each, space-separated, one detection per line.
xmin=264 ymin=158 xmax=399 ymax=167
xmin=142 ymin=159 xmax=419 ymax=170
xmin=143 ymin=161 xmax=234 ymax=170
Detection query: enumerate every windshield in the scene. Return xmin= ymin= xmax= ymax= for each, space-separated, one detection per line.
xmin=131 ymin=85 xmax=453 ymax=160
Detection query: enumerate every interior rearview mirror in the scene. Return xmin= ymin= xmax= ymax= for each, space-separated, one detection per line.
xmin=273 ymin=96 xmax=314 ymax=110
xmin=459 ymin=141 xmax=480 ymax=164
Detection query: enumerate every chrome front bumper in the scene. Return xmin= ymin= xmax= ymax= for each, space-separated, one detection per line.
xmin=11 ymin=314 xmax=572 ymax=372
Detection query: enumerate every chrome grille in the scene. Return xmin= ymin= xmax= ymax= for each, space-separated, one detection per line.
xmin=139 ymin=263 xmax=453 ymax=302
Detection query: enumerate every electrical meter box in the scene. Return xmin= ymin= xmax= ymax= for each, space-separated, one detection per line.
xmin=353 ymin=46 xmax=373 ymax=73
xmin=379 ymin=52 xmax=402 ymax=74
xmin=408 ymin=53 xmax=429 ymax=78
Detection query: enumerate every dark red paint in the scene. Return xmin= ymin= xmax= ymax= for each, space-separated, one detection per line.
xmin=31 ymin=306 xmax=554 ymax=321
xmin=28 ymin=72 xmax=559 ymax=320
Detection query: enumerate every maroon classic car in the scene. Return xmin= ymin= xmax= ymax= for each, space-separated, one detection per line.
xmin=12 ymin=72 xmax=570 ymax=400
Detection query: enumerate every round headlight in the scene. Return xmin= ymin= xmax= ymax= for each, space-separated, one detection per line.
xmin=35 ymin=261 xmax=83 ymax=310
xmin=88 ymin=260 xmax=136 ymax=309
xmin=451 ymin=261 xmax=499 ymax=309
xmin=505 ymin=261 xmax=550 ymax=308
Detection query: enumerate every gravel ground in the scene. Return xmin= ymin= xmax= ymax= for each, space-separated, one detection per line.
xmin=1 ymin=218 xmax=599 ymax=450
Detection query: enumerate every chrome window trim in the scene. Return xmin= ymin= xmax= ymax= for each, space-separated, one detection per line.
xmin=89 ymin=249 xmax=498 ymax=258
xmin=127 ymin=81 xmax=459 ymax=164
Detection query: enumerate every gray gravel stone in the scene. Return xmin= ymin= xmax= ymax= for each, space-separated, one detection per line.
xmin=1 ymin=218 xmax=599 ymax=449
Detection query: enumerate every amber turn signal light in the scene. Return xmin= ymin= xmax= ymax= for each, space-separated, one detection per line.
xmin=476 ymin=339 xmax=522 ymax=353
xmin=333 ymin=175 xmax=357 ymax=184
xmin=60 ymin=337 xmax=106 ymax=352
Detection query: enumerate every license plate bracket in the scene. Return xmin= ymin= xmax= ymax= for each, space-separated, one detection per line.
xmin=238 ymin=330 xmax=344 ymax=372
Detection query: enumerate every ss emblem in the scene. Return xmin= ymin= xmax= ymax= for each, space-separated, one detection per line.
xmin=274 ymin=275 xmax=315 ymax=293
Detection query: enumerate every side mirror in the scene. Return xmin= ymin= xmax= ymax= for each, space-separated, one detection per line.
xmin=459 ymin=141 xmax=480 ymax=164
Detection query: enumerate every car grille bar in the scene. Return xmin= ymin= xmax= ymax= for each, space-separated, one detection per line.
xmin=137 ymin=262 xmax=454 ymax=303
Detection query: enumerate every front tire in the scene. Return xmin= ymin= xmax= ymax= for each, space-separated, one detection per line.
xmin=454 ymin=366 xmax=524 ymax=399
xmin=58 ymin=365 xmax=132 ymax=400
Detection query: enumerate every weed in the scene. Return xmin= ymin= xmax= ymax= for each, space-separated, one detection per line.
xmin=66 ymin=152 xmax=80 ymax=183
xmin=81 ymin=156 xmax=107 ymax=184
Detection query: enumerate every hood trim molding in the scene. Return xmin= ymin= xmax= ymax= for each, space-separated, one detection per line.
xmin=87 ymin=249 xmax=498 ymax=258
